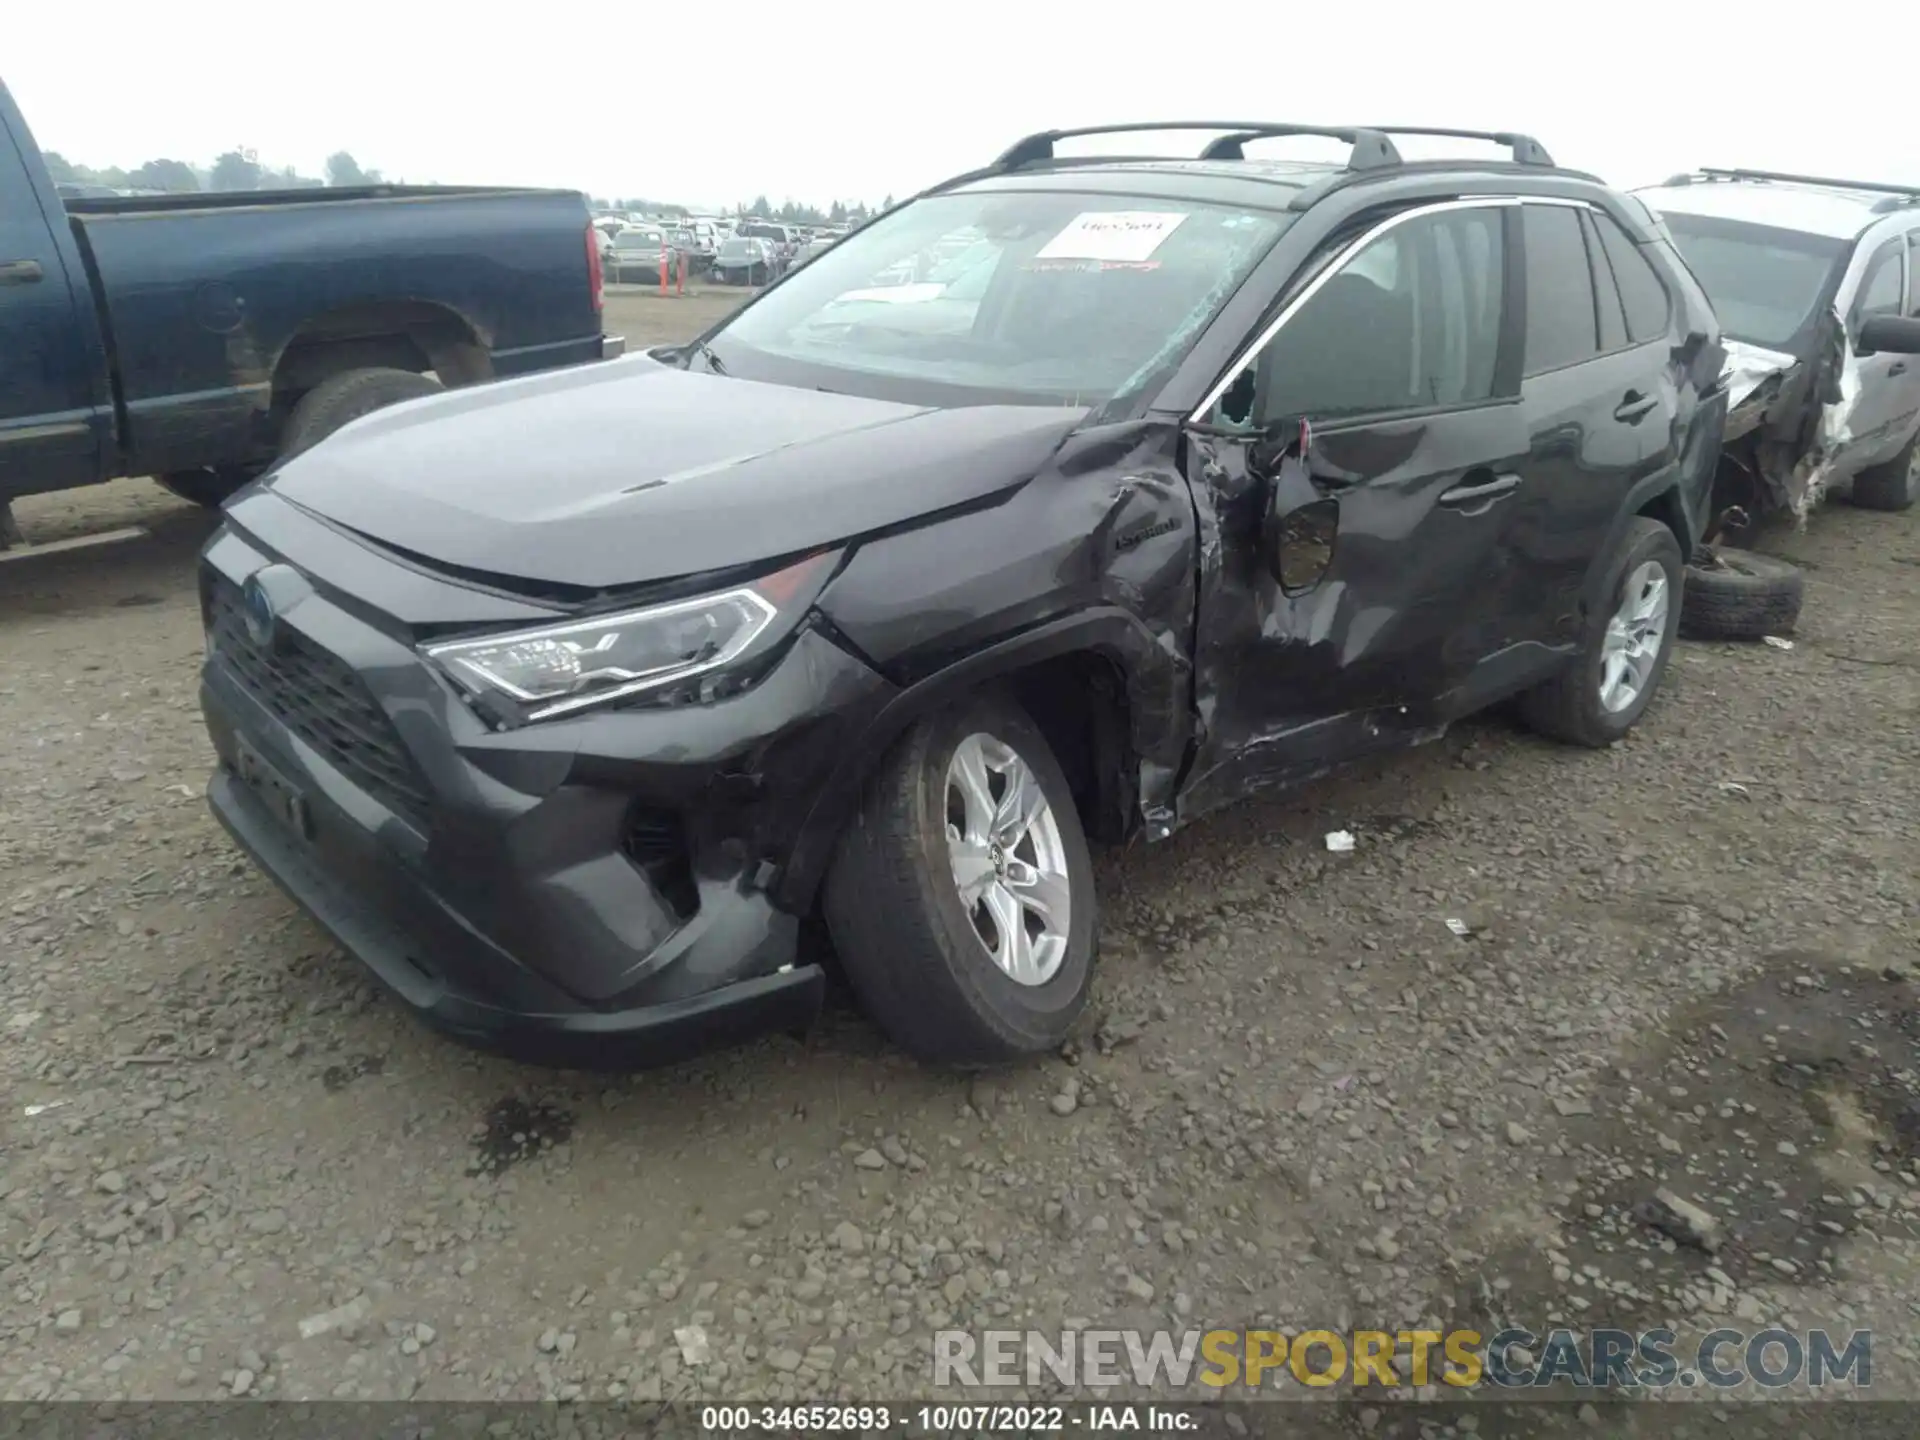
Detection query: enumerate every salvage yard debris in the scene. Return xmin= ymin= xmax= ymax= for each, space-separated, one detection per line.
xmin=1637 ymin=1187 xmax=1725 ymax=1254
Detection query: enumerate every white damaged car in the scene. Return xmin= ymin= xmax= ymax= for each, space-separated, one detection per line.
xmin=1635 ymin=168 xmax=1920 ymax=637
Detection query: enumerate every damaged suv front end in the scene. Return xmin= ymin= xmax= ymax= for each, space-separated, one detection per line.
xmin=1638 ymin=172 xmax=1920 ymax=524
xmin=197 ymin=497 xmax=876 ymax=1068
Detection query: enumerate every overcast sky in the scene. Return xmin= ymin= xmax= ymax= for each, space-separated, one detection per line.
xmin=12 ymin=1 xmax=1914 ymax=209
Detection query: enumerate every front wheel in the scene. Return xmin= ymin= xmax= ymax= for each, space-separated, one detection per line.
xmin=823 ymin=694 xmax=1096 ymax=1067
xmin=1847 ymin=432 xmax=1918 ymax=512
xmin=1518 ymin=516 xmax=1683 ymax=748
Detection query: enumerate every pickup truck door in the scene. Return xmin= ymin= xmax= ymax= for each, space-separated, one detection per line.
xmin=1838 ymin=237 xmax=1918 ymax=472
xmin=0 ymin=129 xmax=107 ymax=499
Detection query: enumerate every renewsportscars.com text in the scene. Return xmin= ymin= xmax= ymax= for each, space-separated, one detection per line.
xmin=933 ymin=1326 xmax=1872 ymax=1390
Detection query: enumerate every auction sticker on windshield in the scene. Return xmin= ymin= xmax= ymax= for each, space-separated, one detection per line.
xmin=1036 ymin=211 xmax=1188 ymax=263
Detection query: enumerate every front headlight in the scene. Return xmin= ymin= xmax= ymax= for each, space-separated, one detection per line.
xmin=423 ymin=553 xmax=830 ymax=721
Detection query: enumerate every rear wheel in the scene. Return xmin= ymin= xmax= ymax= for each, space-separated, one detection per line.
xmin=1847 ymin=432 xmax=1918 ymax=512
xmin=281 ymin=367 xmax=443 ymax=461
xmin=823 ymin=693 xmax=1096 ymax=1067
xmin=156 ymin=465 xmax=261 ymax=509
xmin=1519 ymin=517 xmax=1683 ymax=748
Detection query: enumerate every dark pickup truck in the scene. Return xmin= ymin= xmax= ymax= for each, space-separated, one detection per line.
xmin=0 ymin=79 xmax=620 ymax=534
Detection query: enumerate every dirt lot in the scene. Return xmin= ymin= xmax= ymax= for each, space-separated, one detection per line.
xmin=2 ymin=289 xmax=1918 ymax=1422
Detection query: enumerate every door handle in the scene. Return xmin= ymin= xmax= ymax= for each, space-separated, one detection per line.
xmin=1614 ymin=390 xmax=1658 ymax=423
xmin=1891 ymin=361 xmax=1909 ymax=377
xmin=0 ymin=259 xmax=45 ymax=285
xmin=1438 ymin=472 xmax=1521 ymax=506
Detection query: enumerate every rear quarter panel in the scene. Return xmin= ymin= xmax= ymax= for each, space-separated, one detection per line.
xmin=73 ymin=188 xmax=600 ymax=475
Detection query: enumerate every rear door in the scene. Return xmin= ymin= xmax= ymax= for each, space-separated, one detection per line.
xmin=0 ymin=120 xmax=106 ymax=498
xmin=1179 ymin=199 xmax=1547 ymax=816
xmin=1512 ymin=201 xmax=1680 ymax=639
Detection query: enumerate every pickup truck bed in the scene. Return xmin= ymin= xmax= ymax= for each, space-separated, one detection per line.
xmin=1 ymin=79 xmax=617 ymax=514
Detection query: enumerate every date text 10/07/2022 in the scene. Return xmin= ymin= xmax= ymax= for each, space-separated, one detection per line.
xmin=699 ymin=1404 xmax=1199 ymax=1431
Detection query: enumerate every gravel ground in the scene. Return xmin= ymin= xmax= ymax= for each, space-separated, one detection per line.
xmin=2 ymin=296 xmax=1917 ymax=1420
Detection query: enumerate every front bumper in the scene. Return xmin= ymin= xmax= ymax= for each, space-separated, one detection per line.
xmin=197 ymin=499 xmax=894 ymax=1069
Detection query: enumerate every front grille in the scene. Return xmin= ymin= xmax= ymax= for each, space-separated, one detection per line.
xmin=207 ymin=574 xmax=433 ymax=827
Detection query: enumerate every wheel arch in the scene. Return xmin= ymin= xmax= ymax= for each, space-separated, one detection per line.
xmin=269 ymin=299 xmax=494 ymax=401
xmin=1576 ymin=472 xmax=1694 ymax=619
xmin=773 ymin=608 xmax=1186 ymax=914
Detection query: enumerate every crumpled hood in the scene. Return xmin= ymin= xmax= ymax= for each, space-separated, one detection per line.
xmin=1721 ymin=338 xmax=1798 ymax=413
xmin=268 ymin=357 xmax=1086 ymax=589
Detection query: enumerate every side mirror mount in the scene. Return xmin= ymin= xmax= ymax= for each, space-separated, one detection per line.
xmin=1260 ymin=436 xmax=1343 ymax=593
xmin=1856 ymin=313 xmax=1920 ymax=357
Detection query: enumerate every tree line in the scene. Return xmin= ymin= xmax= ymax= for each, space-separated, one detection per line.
xmin=49 ymin=150 xmax=887 ymax=218
xmin=43 ymin=148 xmax=389 ymax=193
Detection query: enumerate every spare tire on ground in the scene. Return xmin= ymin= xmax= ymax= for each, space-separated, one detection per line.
xmin=1678 ymin=546 xmax=1805 ymax=641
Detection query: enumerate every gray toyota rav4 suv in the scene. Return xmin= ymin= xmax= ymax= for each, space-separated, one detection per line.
xmin=197 ymin=122 xmax=1730 ymax=1071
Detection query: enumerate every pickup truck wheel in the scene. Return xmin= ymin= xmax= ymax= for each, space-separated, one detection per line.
xmin=282 ymin=368 xmax=443 ymax=460
xmin=1518 ymin=517 xmax=1682 ymax=748
xmin=156 ymin=465 xmax=258 ymax=509
xmin=823 ymin=694 xmax=1096 ymax=1067
xmin=1677 ymin=546 xmax=1804 ymax=641
xmin=1847 ymin=433 xmax=1918 ymax=512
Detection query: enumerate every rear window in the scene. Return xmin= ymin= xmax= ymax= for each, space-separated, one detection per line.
xmin=1522 ymin=205 xmax=1600 ymax=375
xmin=1658 ymin=212 xmax=1846 ymax=350
xmin=1590 ymin=210 xmax=1672 ymax=344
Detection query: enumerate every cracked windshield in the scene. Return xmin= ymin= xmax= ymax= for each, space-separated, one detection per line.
xmin=714 ymin=193 xmax=1284 ymax=402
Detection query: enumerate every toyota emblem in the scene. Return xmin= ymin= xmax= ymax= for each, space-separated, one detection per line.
xmin=241 ymin=572 xmax=278 ymax=649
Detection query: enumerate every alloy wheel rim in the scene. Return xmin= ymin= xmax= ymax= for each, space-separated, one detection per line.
xmin=1599 ymin=560 xmax=1670 ymax=713
xmin=944 ymin=733 xmax=1071 ymax=987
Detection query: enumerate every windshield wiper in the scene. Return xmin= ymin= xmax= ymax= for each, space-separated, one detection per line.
xmin=691 ymin=341 xmax=727 ymax=376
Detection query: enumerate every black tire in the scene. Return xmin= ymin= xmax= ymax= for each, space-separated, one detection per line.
xmin=1518 ymin=517 xmax=1684 ymax=748
xmin=822 ymin=693 xmax=1097 ymax=1067
xmin=1847 ymin=432 xmax=1918 ymax=512
xmin=155 ymin=465 xmax=259 ymax=509
xmin=1678 ymin=546 xmax=1804 ymax=641
xmin=282 ymin=368 xmax=443 ymax=461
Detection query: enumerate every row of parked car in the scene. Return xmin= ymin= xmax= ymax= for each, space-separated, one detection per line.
xmin=594 ymin=212 xmax=848 ymax=286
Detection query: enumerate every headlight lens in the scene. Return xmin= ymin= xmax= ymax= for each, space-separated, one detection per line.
xmin=424 ymin=555 xmax=826 ymax=721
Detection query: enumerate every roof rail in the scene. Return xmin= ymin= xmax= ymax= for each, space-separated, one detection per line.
xmin=990 ymin=122 xmax=1403 ymax=174
xmin=1679 ymin=167 xmax=1920 ymax=198
xmin=1359 ymin=126 xmax=1554 ymax=167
